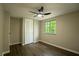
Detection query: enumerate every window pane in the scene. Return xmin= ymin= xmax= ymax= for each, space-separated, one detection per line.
xmin=45 ymin=19 xmax=56 ymax=34
xmin=45 ymin=22 xmax=48 ymax=32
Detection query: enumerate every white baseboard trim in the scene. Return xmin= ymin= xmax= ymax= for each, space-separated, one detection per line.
xmin=39 ymin=40 xmax=79 ymax=55
xmin=10 ymin=42 xmax=21 ymax=46
xmin=2 ymin=50 xmax=10 ymax=56
xmin=22 ymin=43 xmax=26 ymax=46
xmin=22 ymin=41 xmax=39 ymax=46
xmin=22 ymin=43 xmax=30 ymax=46
xmin=33 ymin=41 xmax=39 ymax=43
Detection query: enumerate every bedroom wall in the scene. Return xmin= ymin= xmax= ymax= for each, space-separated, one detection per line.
xmin=39 ymin=11 xmax=79 ymax=54
xmin=33 ymin=19 xmax=39 ymax=43
xmin=10 ymin=17 xmax=22 ymax=45
xmin=0 ymin=4 xmax=4 ymax=55
xmin=3 ymin=11 xmax=10 ymax=54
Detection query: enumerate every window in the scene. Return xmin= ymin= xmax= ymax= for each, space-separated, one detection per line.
xmin=45 ymin=19 xmax=56 ymax=34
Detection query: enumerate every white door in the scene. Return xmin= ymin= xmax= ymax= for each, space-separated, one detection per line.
xmin=25 ymin=19 xmax=33 ymax=44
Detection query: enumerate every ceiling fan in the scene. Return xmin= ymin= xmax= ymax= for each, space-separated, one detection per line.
xmin=30 ymin=6 xmax=51 ymax=17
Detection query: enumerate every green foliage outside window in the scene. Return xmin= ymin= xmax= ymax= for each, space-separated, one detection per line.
xmin=45 ymin=19 xmax=56 ymax=34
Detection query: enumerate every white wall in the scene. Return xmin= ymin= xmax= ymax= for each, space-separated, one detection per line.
xmin=3 ymin=11 xmax=10 ymax=53
xmin=0 ymin=4 xmax=10 ymax=55
xmin=0 ymin=4 xmax=4 ymax=55
xmin=33 ymin=20 xmax=39 ymax=43
xmin=40 ymin=11 xmax=79 ymax=54
xmin=10 ymin=17 xmax=22 ymax=45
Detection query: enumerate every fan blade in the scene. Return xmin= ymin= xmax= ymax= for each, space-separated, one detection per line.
xmin=30 ymin=11 xmax=38 ymax=14
xmin=44 ymin=13 xmax=51 ymax=15
xmin=38 ymin=6 xmax=44 ymax=12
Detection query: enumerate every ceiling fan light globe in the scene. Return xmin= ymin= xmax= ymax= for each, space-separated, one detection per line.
xmin=37 ymin=14 xmax=42 ymax=17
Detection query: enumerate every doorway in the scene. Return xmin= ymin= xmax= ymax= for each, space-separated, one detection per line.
xmin=10 ymin=17 xmax=22 ymax=45
xmin=10 ymin=17 xmax=39 ymax=45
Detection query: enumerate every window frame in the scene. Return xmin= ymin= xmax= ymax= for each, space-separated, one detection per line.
xmin=44 ymin=19 xmax=56 ymax=35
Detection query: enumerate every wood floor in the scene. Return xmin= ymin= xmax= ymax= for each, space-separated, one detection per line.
xmin=4 ymin=42 xmax=79 ymax=56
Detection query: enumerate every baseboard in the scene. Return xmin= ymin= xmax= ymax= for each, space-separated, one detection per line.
xmin=33 ymin=41 xmax=39 ymax=43
xmin=22 ymin=41 xmax=39 ymax=46
xmin=39 ymin=40 xmax=79 ymax=55
xmin=22 ymin=43 xmax=26 ymax=46
xmin=10 ymin=42 xmax=21 ymax=46
xmin=2 ymin=50 xmax=10 ymax=56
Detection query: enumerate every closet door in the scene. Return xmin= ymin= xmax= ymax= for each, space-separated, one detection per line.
xmin=25 ymin=19 xmax=33 ymax=44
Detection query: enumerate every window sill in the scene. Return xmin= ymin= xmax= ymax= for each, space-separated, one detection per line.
xmin=44 ymin=33 xmax=56 ymax=35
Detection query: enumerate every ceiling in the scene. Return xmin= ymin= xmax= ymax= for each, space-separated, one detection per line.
xmin=3 ymin=3 xmax=79 ymax=20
